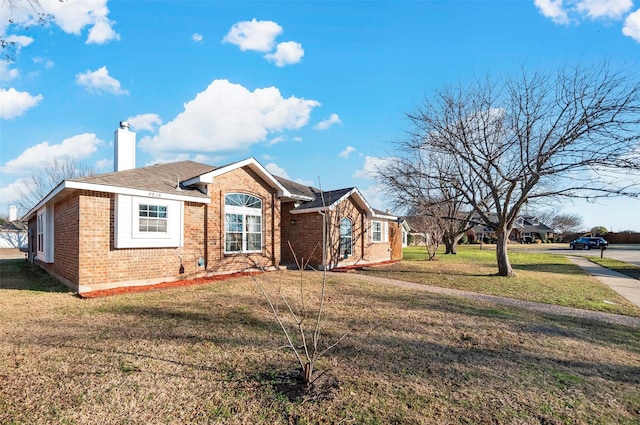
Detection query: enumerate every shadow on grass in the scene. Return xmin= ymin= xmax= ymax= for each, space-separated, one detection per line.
xmin=0 ymin=258 xmax=68 ymax=292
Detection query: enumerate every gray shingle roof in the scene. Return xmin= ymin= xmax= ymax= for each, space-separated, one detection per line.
xmin=293 ymin=187 xmax=355 ymax=211
xmin=71 ymin=161 xmax=215 ymax=199
xmin=273 ymin=175 xmax=319 ymax=199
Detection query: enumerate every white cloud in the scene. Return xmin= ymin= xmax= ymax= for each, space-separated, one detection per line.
xmin=33 ymin=57 xmax=55 ymax=69
xmin=0 ymin=62 xmax=19 ymax=81
xmin=359 ymin=183 xmax=392 ymax=211
xmin=295 ymin=178 xmax=314 ymax=187
xmin=535 ymin=0 xmax=633 ymax=24
xmin=339 ymin=146 xmax=356 ymax=159
xmin=222 ymin=19 xmax=283 ymax=52
xmin=264 ymin=41 xmax=304 ymax=66
xmin=75 ymin=66 xmax=129 ymax=95
xmin=623 ymin=9 xmax=640 ymax=41
xmin=138 ymin=79 xmax=320 ymax=154
xmin=0 ymin=177 xmax=31 ymax=204
xmin=0 ymin=0 xmax=119 ymax=44
xmin=4 ymin=34 xmax=33 ymax=49
xmin=94 ymin=158 xmax=113 ymax=171
xmin=353 ymin=156 xmax=394 ymax=179
xmin=192 ymin=33 xmax=204 ymax=43
xmin=534 ymin=0 xmax=570 ymax=24
xmin=314 ymin=113 xmax=342 ymax=130
xmin=576 ymin=0 xmax=632 ymax=19
xmin=268 ymin=136 xmax=286 ymax=145
xmin=0 ymin=88 xmax=43 ymax=119
xmin=265 ymin=163 xmax=290 ymax=179
xmin=86 ymin=17 xmax=120 ymax=44
xmin=127 ymin=113 xmax=163 ymax=132
xmin=1 ymin=133 xmax=103 ymax=174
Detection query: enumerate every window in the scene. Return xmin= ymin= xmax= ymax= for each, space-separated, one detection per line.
xmin=37 ymin=212 xmax=44 ymax=254
xmin=114 ymin=195 xmax=183 ymax=249
xmin=138 ymin=204 xmax=168 ymax=233
xmin=224 ymin=193 xmax=262 ymax=253
xmin=35 ymin=206 xmax=54 ymax=263
xmin=340 ymin=218 xmax=352 ymax=258
xmin=371 ymin=220 xmax=388 ymax=242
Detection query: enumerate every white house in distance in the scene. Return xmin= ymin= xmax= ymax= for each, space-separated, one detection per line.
xmin=0 ymin=206 xmax=28 ymax=249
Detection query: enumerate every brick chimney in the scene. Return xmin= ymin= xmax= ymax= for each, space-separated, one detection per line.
xmin=114 ymin=121 xmax=136 ymax=172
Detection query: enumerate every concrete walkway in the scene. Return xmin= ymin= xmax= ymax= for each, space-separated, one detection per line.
xmin=566 ymin=255 xmax=640 ymax=309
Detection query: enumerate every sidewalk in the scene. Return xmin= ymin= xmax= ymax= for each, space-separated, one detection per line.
xmin=566 ymin=255 xmax=640 ymax=309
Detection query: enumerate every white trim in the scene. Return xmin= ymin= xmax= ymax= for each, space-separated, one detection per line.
xmin=114 ymin=195 xmax=183 ymax=248
xmin=182 ymin=157 xmax=292 ymax=198
xmin=36 ymin=205 xmax=54 ymax=263
xmin=22 ymin=180 xmax=209 ymax=221
xmin=370 ymin=220 xmax=388 ymax=243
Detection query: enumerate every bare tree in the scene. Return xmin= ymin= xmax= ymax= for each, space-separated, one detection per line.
xmin=16 ymin=157 xmax=94 ymax=214
xmin=550 ymin=213 xmax=583 ymax=235
xmin=393 ymin=62 xmax=640 ymax=276
xmin=404 ymin=207 xmax=446 ymax=260
xmin=378 ymin=146 xmax=478 ymax=255
xmin=1 ymin=0 xmax=54 ymax=61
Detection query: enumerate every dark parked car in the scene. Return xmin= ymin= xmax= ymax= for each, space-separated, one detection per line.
xmin=569 ymin=237 xmax=608 ymax=250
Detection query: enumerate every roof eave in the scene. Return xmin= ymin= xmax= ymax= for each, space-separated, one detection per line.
xmin=21 ymin=180 xmax=211 ymax=221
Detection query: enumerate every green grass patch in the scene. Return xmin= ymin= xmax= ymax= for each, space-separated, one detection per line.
xmin=362 ymin=245 xmax=640 ymax=316
xmin=587 ymin=256 xmax=640 ymax=280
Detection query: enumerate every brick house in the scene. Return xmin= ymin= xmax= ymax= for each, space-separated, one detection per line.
xmin=22 ymin=122 xmax=402 ymax=295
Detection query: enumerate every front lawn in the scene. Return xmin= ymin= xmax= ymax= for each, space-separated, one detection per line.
xmin=361 ymin=245 xmax=640 ymax=317
xmin=1 ymin=259 xmax=639 ymax=424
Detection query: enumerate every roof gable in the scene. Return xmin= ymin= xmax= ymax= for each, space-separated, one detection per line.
xmin=181 ymin=158 xmax=291 ymax=197
xmin=291 ymin=187 xmax=378 ymax=217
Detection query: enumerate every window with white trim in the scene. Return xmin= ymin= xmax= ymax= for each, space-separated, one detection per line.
xmin=224 ymin=193 xmax=263 ymax=253
xmin=371 ymin=220 xmax=388 ymax=242
xmin=114 ymin=195 xmax=183 ymax=248
xmin=36 ymin=206 xmax=54 ymax=263
xmin=340 ymin=218 xmax=353 ymax=257
xmin=138 ymin=204 xmax=168 ymax=233
xmin=37 ymin=211 xmax=44 ymax=254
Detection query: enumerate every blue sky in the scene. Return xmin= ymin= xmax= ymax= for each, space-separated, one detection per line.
xmin=1 ymin=0 xmax=639 ymax=231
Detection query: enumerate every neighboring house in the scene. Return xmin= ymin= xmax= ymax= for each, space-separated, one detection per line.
xmin=466 ymin=214 xmax=555 ymax=243
xmin=22 ymin=122 xmax=402 ymax=295
xmin=0 ymin=206 xmax=27 ymax=249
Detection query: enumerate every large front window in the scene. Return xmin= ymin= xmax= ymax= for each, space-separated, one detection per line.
xmin=340 ymin=218 xmax=352 ymax=258
xmin=225 ymin=193 xmax=262 ymax=253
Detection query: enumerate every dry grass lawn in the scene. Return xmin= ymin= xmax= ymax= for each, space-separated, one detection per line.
xmin=1 ymin=259 xmax=639 ymax=424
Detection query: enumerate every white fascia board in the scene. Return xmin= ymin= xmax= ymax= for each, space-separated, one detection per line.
xmin=21 ymin=180 xmax=210 ymax=222
xmin=372 ymin=212 xmax=399 ymax=221
xmin=289 ymin=206 xmax=329 ymax=215
xmin=347 ymin=188 xmax=375 ymax=217
xmin=181 ymin=157 xmax=292 ymax=198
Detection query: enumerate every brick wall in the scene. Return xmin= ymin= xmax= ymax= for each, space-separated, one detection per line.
xmin=36 ymin=165 xmax=281 ymax=292
xmin=203 ymin=166 xmax=281 ymax=274
xmin=73 ymin=192 xmax=207 ymax=289
xmin=283 ymin=196 xmax=401 ymax=269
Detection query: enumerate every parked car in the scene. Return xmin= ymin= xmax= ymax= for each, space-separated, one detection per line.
xmin=569 ymin=237 xmax=608 ymax=250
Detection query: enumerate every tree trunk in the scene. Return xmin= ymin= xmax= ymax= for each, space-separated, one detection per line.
xmin=443 ymin=232 xmax=462 ymax=254
xmin=495 ymin=229 xmax=514 ymax=277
